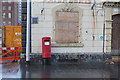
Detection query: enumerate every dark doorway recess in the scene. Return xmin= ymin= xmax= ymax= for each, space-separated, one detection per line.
xmin=111 ymin=14 xmax=120 ymax=55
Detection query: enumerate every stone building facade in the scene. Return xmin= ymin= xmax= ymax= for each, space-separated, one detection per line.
xmin=29 ymin=0 xmax=120 ymax=56
xmin=31 ymin=1 xmax=105 ymax=54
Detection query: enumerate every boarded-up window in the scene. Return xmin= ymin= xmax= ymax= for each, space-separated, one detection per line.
xmin=55 ymin=12 xmax=79 ymax=43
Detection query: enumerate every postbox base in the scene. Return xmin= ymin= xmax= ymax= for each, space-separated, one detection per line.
xmin=42 ymin=58 xmax=51 ymax=65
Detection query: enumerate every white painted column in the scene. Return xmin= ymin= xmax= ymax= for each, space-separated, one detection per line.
xmin=26 ymin=0 xmax=31 ymax=62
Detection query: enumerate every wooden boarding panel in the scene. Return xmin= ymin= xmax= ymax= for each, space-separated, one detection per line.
xmin=55 ymin=22 xmax=64 ymax=42
xmin=5 ymin=27 xmax=14 ymax=47
xmin=56 ymin=12 xmax=79 ymax=22
xmin=13 ymin=27 xmax=21 ymax=47
xmin=2 ymin=26 xmax=21 ymax=47
xmin=62 ymin=22 xmax=69 ymax=42
xmin=55 ymin=12 xmax=79 ymax=43
xmin=68 ymin=22 xmax=79 ymax=43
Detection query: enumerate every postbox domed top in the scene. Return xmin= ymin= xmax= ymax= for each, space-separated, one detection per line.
xmin=42 ymin=37 xmax=51 ymax=39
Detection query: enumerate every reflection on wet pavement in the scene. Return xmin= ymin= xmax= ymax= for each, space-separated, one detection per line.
xmin=2 ymin=62 xmax=21 ymax=78
xmin=0 ymin=64 xmax=2 ymax=80
xmin=2 ymin=61 xmax=120 ymax=79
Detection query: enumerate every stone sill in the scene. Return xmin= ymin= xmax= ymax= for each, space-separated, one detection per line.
xmin=51 ymin=42 xmax=84 ymax=47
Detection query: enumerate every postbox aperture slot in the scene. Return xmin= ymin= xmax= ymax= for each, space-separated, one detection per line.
xmin=44 ymin=40 xmax=50 ymax=45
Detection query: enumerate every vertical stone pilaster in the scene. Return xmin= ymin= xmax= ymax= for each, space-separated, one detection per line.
xmin=104 ymin=8 xmax=112 ymax=53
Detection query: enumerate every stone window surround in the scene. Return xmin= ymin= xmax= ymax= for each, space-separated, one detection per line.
xmin=52 ymin=3 xmax=84 ymax=47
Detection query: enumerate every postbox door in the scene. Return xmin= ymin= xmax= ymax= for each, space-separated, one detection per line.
xmin=44 ymin=40 xmax=51 ymax=53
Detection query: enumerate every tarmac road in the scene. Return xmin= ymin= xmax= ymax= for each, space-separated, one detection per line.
xmin=1 ymin=61 xmax=120 ymax=79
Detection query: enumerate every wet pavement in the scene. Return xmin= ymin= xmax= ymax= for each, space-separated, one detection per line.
xmin=1 ymin=61 xmax=120 ymax=79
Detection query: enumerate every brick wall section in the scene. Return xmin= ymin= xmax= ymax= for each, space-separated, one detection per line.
xmin=0 ymin=2 xmax=2 ymax=47
xmin=2 ymin=2 xmax=18 ymax=26
xmin=0 ymin=2 xmax=2 ymax=28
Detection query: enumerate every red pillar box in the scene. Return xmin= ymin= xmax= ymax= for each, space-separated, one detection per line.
xmin=42 ymin=37 xmax=51 ymax=64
